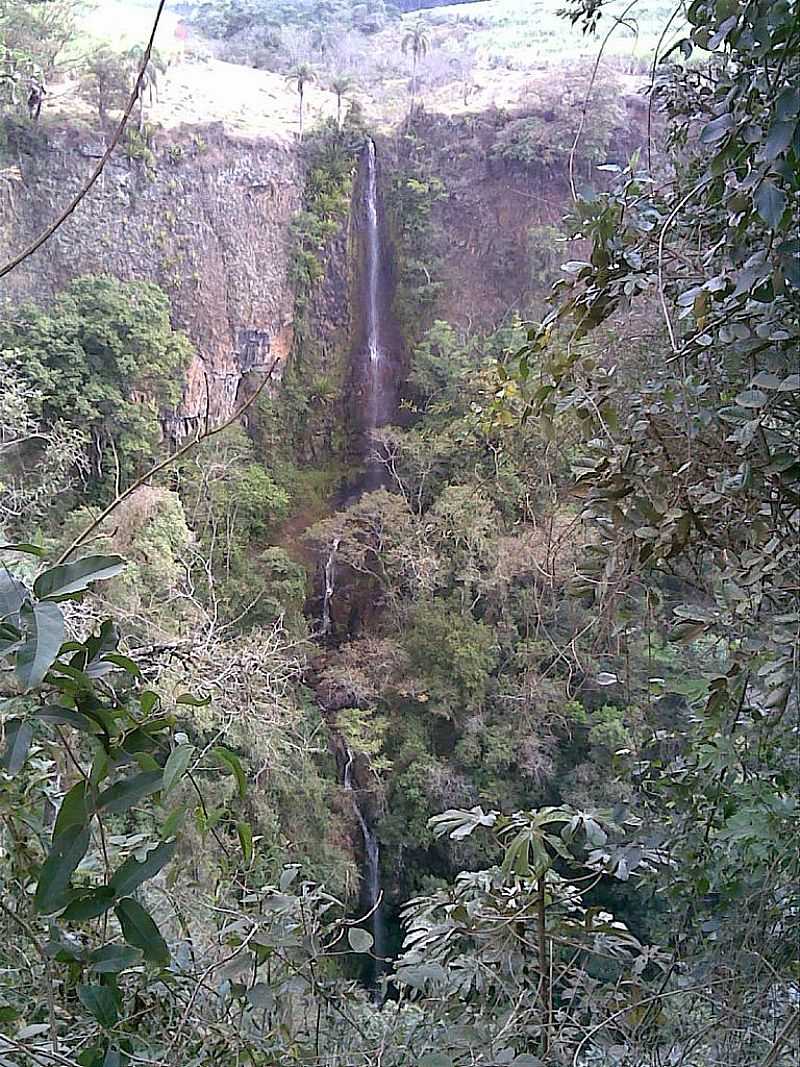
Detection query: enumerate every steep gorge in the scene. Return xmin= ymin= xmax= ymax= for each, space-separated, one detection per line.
xmin=1 ymin=96 xmax=649 ymax=952
xmin=1 ymin=123 xmax=302 ymax=432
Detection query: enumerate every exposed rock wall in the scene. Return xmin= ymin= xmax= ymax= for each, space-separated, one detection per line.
xmin=1 ymin=122 xmax=304 ymax=432
xmin=400 ymin=96 xmax=648 ymax=330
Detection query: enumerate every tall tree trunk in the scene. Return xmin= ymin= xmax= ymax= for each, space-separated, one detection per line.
xmin=299 ymin=87 xmax=304 ymax=141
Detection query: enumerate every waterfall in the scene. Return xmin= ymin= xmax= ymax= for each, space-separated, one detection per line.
xmin=365 ymin=139 xmax=380 ymax=370
xmin=361 ymin=138 xmax=393 ymax=448
xmin=343 ymin=747 xmax=385 ymax=983
xmin=320 ymin=537 xmax=340 ymax=636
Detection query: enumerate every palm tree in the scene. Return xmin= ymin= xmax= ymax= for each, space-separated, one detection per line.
xmin=286 ymin=63 xmax=316 ymax=142
xmin=401 ymin=22 xmax=430 ymax=117
xmin=330 ymin=74 xmax=353 ymax=129
xmin=126 ymin=45 xmax=167 ymax=130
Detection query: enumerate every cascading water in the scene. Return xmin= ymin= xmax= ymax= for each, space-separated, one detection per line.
xmin=356 ymin=137 xmax=399 ymax=489
xmin=364 ymin=138 xmax=382 ymax=430
xmin=320 ymin=537 xmax=340 ymax=636
xmin=316 ymin=139 xmax=398 ymax=985
xmin=343 ymin=747 xmax=385 ymax=986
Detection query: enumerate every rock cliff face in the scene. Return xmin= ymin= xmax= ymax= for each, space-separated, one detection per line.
xmin=1 ymin=122 xmax=304 ymax=433
xmin=387 ymin=95 xmax=649 ymax=333
xmin=1 ymin=95 xmax=647 ymax=436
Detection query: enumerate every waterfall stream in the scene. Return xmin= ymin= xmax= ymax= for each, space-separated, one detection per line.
xmin=358 ymin=135 xmax=399 ymax=483
xmin=343 ymin=747 xmax=385 ymax=984
xmin=364 ymin=138 xmax=382 ymax=431
xmin=318 ymin=139 xmax=396 ymax=985
xmin=320 ymin=537 xmax=340 ymax=636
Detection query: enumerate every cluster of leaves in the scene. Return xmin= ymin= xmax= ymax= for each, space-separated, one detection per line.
xmin=385 ymin=134 xmax=447 ymax=341
xmin=191 ymin=0 xmax=400 ymax=47
xmin=0 ymin=275 xmax=193 ymax=505
xmin=304 ymin=308 xmax=652 ymax=900
xmin=490 ymin=64 xmax=624 ymax=175
xmin=486 ymin=0 xmax=800 ymax=1062
xmin=280 ymin=123 xmax=370 ymax=465
xmin=0 ymin=548 xmax=238 ymax=1059
xmin=289 ymin=127 xmax=359 ymax=305
xmin=0 ymin=0 xmax=80 ymax=103
xmin=0 ymin=2 xmax=165 ymax=133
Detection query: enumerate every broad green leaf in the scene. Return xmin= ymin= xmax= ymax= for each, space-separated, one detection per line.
xmin=162 ymin=744 xmax=195 ymax=797
xmin=0 ymin=543 xmax=45 ymax=556
xmin=429 ymin=806 xmax=497 ymax=840
xmin=0 ymin=568 xmax=26 ymax=621
xmin=140 ymin=691 xmax=159 ymax=715
xmin=44 ymin=937 xmax=85 ymax=962
xmin=160 ymin=805 xmax=186 ymax=840
xmin=395 ymin=962 xmax=447 ymax=989
xmin=91 ymin=749 xmax=110 ymax=788
xmin=15 ymin=601 xmax=65 ymax=690
xmin=89 ymin=944 xmax=143 ymax=974
xmin=175 ymin=691 xmax=211 ymax=707
xmin=120 ymin=729 xmax=158 ymax=758
xmin=115 ymin=897 xmax=169 ymax=966
xmin=754 ymin=179 xmax=787 ymax=229
xmin=33 ymin=555 xmax=125 ymax=601
xmin=0 ymin=621 xmax=21 ymax=655
xmin=1 ymin=718 xmax=33 ymax=774
xmin=77 ymin=984 xmax=119 ymax=1028
xmin=735 ymin=388 xmax=768 ymax=408
xmin=53 ymin=781 xmax=91 ymax=837
xmin=763 ymin=121 xmax=795 ymax=160
xmin=109 ymin=840 xmax=176 ymax=898
xmin=211 ymin=746 xmax=246 ymax=799
xmin=35 ymin=824 xmax=91 ymax=914
xmin=97 ymin=771 xmax=163 ymax=815
xmin=101 ymin=653 xmax=142 ymax=678
xmin=61 ymin=887 xmax=116 ymax=922
xmin=34 ymin=705 xmax=98 ymax=734
xmin=347 ymin=927 xmax=374 ymax=953
xmin=502 ymin=829 xmax=533 ymax=878
xmin=419 ymin=1056 xmax=454 ymax=1067
xmin=245 ymin=984 xmax=273 ymax=1010
xmin=699 ymin=113 xmax=734 ymax=144
xmin=750 ymin=371 xmax=782 ymax=389
xmin=669 ymin=620 xmax=708 ymax=643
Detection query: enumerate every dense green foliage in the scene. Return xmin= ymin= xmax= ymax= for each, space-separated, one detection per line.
xmin=1 ymin=276 xmax=192 ymax=501
xmin=490 ymin=66 xmax=624 ymax=174
xmin=191 ymin=0 xmax=400 ymax=45
xmin=1 ymin=1 xmax=798 ymax=1065
xmin=385 ymin=133 xmax=447 ymax=341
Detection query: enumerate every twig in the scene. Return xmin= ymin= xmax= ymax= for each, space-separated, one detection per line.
xmin=569 ymin=0 xmax=641 ymax=202
xmin=0 ymin=1 xmax=169 ymax=281
xmin=55 ymin=356 xmax=280 ymax=565
xmin=758 ymin=1010 xmax=799 ymax=1067
xmin=656 ymin=175 xmax=714 ymax=353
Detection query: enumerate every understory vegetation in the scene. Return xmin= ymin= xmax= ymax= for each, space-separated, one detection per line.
xmin=1 ymin=1 xmax=798 ymax=1066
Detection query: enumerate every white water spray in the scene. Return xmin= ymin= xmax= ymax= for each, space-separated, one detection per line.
xmin=320 ymin=537 xmax=340 ymax=636
xmin=365 ymin=139 xmax=381 ymax=374
xmin=343 ymin=747 xmax=385 ymax=981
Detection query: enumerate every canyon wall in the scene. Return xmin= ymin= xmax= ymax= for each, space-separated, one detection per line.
xmin=0 ymin=91 xmax=647 ymax=432
xmin=1 ymin=122 xmax=303 ymax=433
